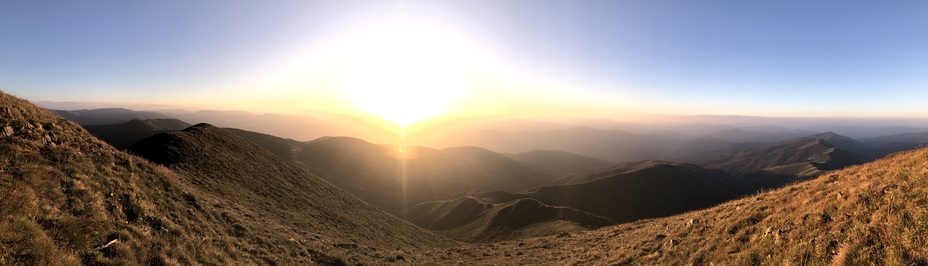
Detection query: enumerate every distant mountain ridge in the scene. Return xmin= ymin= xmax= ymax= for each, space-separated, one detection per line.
xmin=83 ymin=118 xmax=191 ymax=149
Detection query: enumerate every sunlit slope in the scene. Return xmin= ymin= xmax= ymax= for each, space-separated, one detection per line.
xmin=126 ymin=124 xmax=451 ymax=248
xmin=0 ymin=92 xmax=450 ymax=265
xmin=415 ymin=146 xmax=928 ymax=265
xmin=407 ymin=196 xmax=612 ymax=242
xmin=1 ymin=92 xmax=269 ymax=264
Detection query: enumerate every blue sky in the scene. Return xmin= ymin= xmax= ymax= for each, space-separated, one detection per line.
xmin=1 ymin=0 xmax=926 ymax=118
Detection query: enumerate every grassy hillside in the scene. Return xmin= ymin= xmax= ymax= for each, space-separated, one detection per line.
xmin=127 ymin=124 xmax=452 ymax=245
xmin=0 ymin=91 xmax=450 ymax=265
xmin=409 ymin=146 xmax=928 ymax=264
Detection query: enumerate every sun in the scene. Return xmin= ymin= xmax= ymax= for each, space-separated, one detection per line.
xmin=334 ymin=16 xmax=481 ymax=127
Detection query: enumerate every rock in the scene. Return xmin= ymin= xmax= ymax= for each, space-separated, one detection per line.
xmin=1 ymin=126 xmax=13 ymax=137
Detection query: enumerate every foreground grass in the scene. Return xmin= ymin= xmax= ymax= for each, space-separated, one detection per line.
xmin=0 ymin=91 xmax=451 ymax=265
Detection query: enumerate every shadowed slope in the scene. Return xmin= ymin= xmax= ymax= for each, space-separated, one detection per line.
xmin=83 ymin=118 xmax=191 ymax=149
xmin=698 ymin=134 xmax=872 ymax=192
xmin=50 ymin=108 xmax=173 ymax=126
xmin=408 ymin=197 xmax=612 ymax=242
xmin=520 ymin=162 xmax=738 ymax=223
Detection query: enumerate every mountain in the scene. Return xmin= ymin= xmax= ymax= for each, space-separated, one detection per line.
xmin=82 ymin=118 xmax=191 ymax=149
xmin=441 ymin=146 xmax=553 ymax=188
xmin=126 ymin=123 xmax=449 ymax=247
xmin=506 ymin=149 xmax=613 ymax=179
xmin=419 ymin=161 xmax=738 ymax=236
xmin=861 ymin=131 xmax=928 ymax=157
xmin=222 ymin=130 xmax=555 ymax=215
xmin=50 ymin=108 xmax=174 ymax=125
xmin=407 ymin=197 xmax=612 ymax=242
xmin=513 ymin=162 xmax=739 ymax=223
xmin=697 ymin=133 xmax=872 ymax=192
xmin=0 ymin=92 xmax=449 ymax=265
xmin=410 ymin=146 xmax=928 ymax=265
xmin=421 ymin=127 xmax=679 ymax=162
xmin=292 ymin=137 xmax=553 ymax=215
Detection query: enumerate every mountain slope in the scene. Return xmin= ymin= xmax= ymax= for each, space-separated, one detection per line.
xmin=127 ymin=124 xmax=450 ymax=249
xmin=441 ymin=146 xmax=553 ymax=188
xmin=506 ymin=149 xmax=613 ymax=179
xmin=519 ymin=162 xmax=738 ymax=223
xmin=83 ymin=118 xmax=191 ymax=149
xmin=225 ymin=131 xmax=555 ymax=215
xmin=861 ymin=131 xmax=928 ymax=157
xmin=407 ymin=196 xmax=612 ymax=242
xmin=412 ymin=146 xmax=928 ymax=265
xmin=2 ymin=93 xmax=266 ymax=264
xmin=698 ymin=134 xmax=872 ymax=192
xmin=0 ymin=92 xmax=450 ymax=265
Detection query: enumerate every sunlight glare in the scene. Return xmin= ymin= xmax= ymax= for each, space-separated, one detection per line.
xmin=336 ymin=16 xmax=480 ymax=126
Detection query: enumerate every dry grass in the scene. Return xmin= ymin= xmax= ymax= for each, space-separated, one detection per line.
xmin=0 ymin=91 xmax=452 ymax=265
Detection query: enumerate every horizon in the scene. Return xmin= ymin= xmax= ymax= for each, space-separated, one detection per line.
xmin=3 ymin=1 xmax=928 ymax=128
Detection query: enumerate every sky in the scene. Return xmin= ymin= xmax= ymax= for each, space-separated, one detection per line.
xmin=1 ymin=0 xmax=927 ymax=125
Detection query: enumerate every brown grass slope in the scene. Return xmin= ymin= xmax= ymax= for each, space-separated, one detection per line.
xmin=412 ymin=146 xmax=928 ymax=265
xmin=0 ymin=92 xmax=449 ymax=265
xmin=407 ymin=196 xmax=612 ymax=242
xmin=1 ymin=92 xmax=280 ymax=265
xmin=126 ymin=124 xmax=452 ymax=245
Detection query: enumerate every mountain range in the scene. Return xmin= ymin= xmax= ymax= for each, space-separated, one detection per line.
xmin=5 ymin=94 xmax=928 ymax=264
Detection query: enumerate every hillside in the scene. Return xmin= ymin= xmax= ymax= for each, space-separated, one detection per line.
xmin=295 ymin=137 xmax=553 ymax=215
xmin=441 ymin=146 xmax=553 ymax=188
xmin=519 ymin=162 xmax=739 ymax=223
xmin=222 ymin=131 xmax=555 ymax=216
xmin=413 ymin=161 xmax=739 ymax=240
xmin=411 ymin=146 xmax=928 ymax=265
xmin=126 ymin=124 xmax=450 ymax=247
xmin=862 ymin=131 xmax=928 ymax=157
xmin=506 ymin=149 xmax=613 ymax=179
xmin=407 ymin=197 xmax=612 ymax=242
xmin=83 ymin=118 xmax=191 ymax=149
xmin=0 ymin=92 xmax=450 ymax=265
xmin=698 ymin=135 xmax=872 ymax=192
